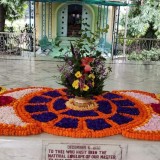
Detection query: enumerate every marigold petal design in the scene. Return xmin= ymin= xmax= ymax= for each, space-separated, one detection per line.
xmin=109 ymin=114 xmax=133 ymax=125
xmin=135 ymin=114 xmax=160 ymax=131
xmin=120 ymin=91 xmax=159 ymax=104
xmin=53 ymin=98 xmax=67 ymax=110
xmin=0 ymin=88 xmax=159 ymax=139
xmin=0 ymin=96 xmax=15 ymax=106
xmin=117 ymin=107 xmax=140 ymax=115
xmin=97 ymin=101 xmax=112 ymax=114
xmin=115 ymin=90 xmax=160 ymax=140
xmin=0 ymin=106 xmax=27 ymax=126
xmin=86 ymin=119 xmax=111 ymax=130
xmin=3 ymin=88 xmax=43 ymax=99
xmin=151 ymin=103 xmax=160 ymax=114
xmin=32 ymin=112 xmax=57 ymax=122
xmin=55 ymin=118 xmax=78 ymax=129
xmin=62 ymin=110 xmax=98 ymax=117
xmin=29 ymin=96 xmax=51 ymax=103
xmin=25 ymin=105 xmax=48 ymax=113
xmin=103 ymin=93 xmax=122 ymax=99
xmin=12 ymin=88 xmax=149 ymax=138
xmin=43 ymin=90 xmax=62 ymax=97
xmin=0 ymin=87 xmax=49 ymax=136
xmin=112 ymin=100 xmax=135 ymax=107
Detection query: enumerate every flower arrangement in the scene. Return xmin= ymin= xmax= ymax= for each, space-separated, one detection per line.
xmin=58 ymin=24 xmax=112 ymax=97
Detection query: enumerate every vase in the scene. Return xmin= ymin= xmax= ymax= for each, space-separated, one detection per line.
xmin=73 ymin=96 xmax=92 ymax=106
xmin=65 ymin=96 xmax=98 ymax=111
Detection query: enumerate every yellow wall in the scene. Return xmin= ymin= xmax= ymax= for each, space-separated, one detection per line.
xmin=108 ymin=6 xmax=114 ymax=43
xmin=35 ymin=2 xmax=59 ymax=40
xmin=92 ymin=5 xmax=114 ymax=43
xmin=35 ymin=2 xmax=114 ymax=43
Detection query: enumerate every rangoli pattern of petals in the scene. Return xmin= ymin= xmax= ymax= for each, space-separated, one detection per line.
xmin=13 ymin=88 xmax=150 ymax=138
xmin=0 ymin=87 xmax=160 ymax=139
xmin=3 ymin=87 xmax=46 ymax=99
xmin=114 ymin=90 xmax=160 ymax=140
xmin=151 ymin=103 xmax=160 ymax=114
xmin=119 ymin=91 xmax=159 ymax=104
xmin=0 ymin=106 xmax=27 ymax=126
xmin=134 ymin=114 xmax=160 ymax=131
xmin=0 ymin=87 xmax=51 ymax=136
xmin=0 ymin=96 xmax=15 ymax=106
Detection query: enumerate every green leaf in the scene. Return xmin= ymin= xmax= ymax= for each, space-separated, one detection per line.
xmin=59 ymin=48 xmax=64 ymax=52
xmin=55 ymin=40 xmax=62 ymax=47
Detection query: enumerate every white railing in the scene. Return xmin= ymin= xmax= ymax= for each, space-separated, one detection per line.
xmin=0 ymin=31 xmax=36 ymax=57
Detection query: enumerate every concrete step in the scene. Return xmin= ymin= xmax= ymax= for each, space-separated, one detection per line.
xmin=56 ymin=37 xmax=78 ymax=46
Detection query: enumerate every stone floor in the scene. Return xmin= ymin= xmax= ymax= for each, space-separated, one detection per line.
xmin=0 ymin=55 xmax=160 ymax=93
xmin=0 ymin=55 xmax=160 ymax=160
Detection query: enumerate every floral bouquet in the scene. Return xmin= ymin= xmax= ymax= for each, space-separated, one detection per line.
xmin=58 ymin=25 xmax=111 ymax=98
xmin=58 ymin=51 xmax=111 ymax=98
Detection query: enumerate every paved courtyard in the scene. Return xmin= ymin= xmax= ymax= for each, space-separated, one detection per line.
xmin=0 ymin=55 xmax=160 ymax=160
xmin=0 ymin=55 xmax=159 ymax=93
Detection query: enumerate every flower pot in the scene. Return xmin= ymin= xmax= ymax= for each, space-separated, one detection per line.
xmin=73 ymin=96 xmax=93 ymax=107
xmin=65 ymin=96 xmax=98 ymax=111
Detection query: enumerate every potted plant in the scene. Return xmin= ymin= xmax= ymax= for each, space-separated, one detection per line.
xmin=58 ymin=24 xmax=112 ymax=110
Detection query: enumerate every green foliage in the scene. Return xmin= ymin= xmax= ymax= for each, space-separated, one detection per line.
xmin=0 ymin=0 xmax=27 ymax=21
xmin=128 ymin=48 xmax=160 ymax=61
xmin=121 ymin=0 xmax=160 ymax=38
xmin=60 ymin=23 xmax=109 ymax=57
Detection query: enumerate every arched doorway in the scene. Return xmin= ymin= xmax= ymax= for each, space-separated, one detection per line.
xmin=67 ymin=4 xmax=82 ymax=37
xmin=57 ymin=3 xmax=92 ymax=37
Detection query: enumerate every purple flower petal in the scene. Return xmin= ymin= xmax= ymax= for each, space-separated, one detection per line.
xmin=109 ymin=114 xmax=133 ymax=125
xmin=29 ymin=96 xmax=51 ymax=103
xmin=32 ymin=112 xmax=57 ymax=122
xmin=55 ymin=118 xmax=78 ymax=129
xmin=53 ymin=98 xmax=67 ymax=110
xmin=25 ymin=105 xmax=48 ymax=113
xmin=86 ymin=119 xmax=111 ymax=130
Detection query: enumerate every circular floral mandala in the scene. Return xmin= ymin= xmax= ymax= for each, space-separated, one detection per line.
xmin=14 ymin=88 xmax=150 ymax=138
xmin=1 ymin=87 xmax=159 ymax=139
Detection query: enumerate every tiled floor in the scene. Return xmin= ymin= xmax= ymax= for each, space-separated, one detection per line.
xmin=0 ymin=56 xmax=159 ymax=93
xmin=0 ymin=55 xmax=160 ymax=160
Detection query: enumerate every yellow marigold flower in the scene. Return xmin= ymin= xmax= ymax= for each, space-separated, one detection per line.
xmin=0 ymin=86 xmax=7 ymax=94
xmin=72 ymin=80 xmax=79 ymax=89
xmin=75 ymin=71 xmax=82 ymax=78
xmin=83 ymin=84 xmax=89 ymax=91
xmin=156 ymin=94 xmax=160 ymax=99
xmin=88 ymin=73 xmax=95 ymax=79
xmin=92 ymin=81 xmax=95 ymax=87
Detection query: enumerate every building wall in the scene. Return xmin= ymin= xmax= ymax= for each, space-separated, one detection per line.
xmin=35 ymin=2 xmax=114 ymax=44
xmin=35 ymin=2 xmax=59 ymax=40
